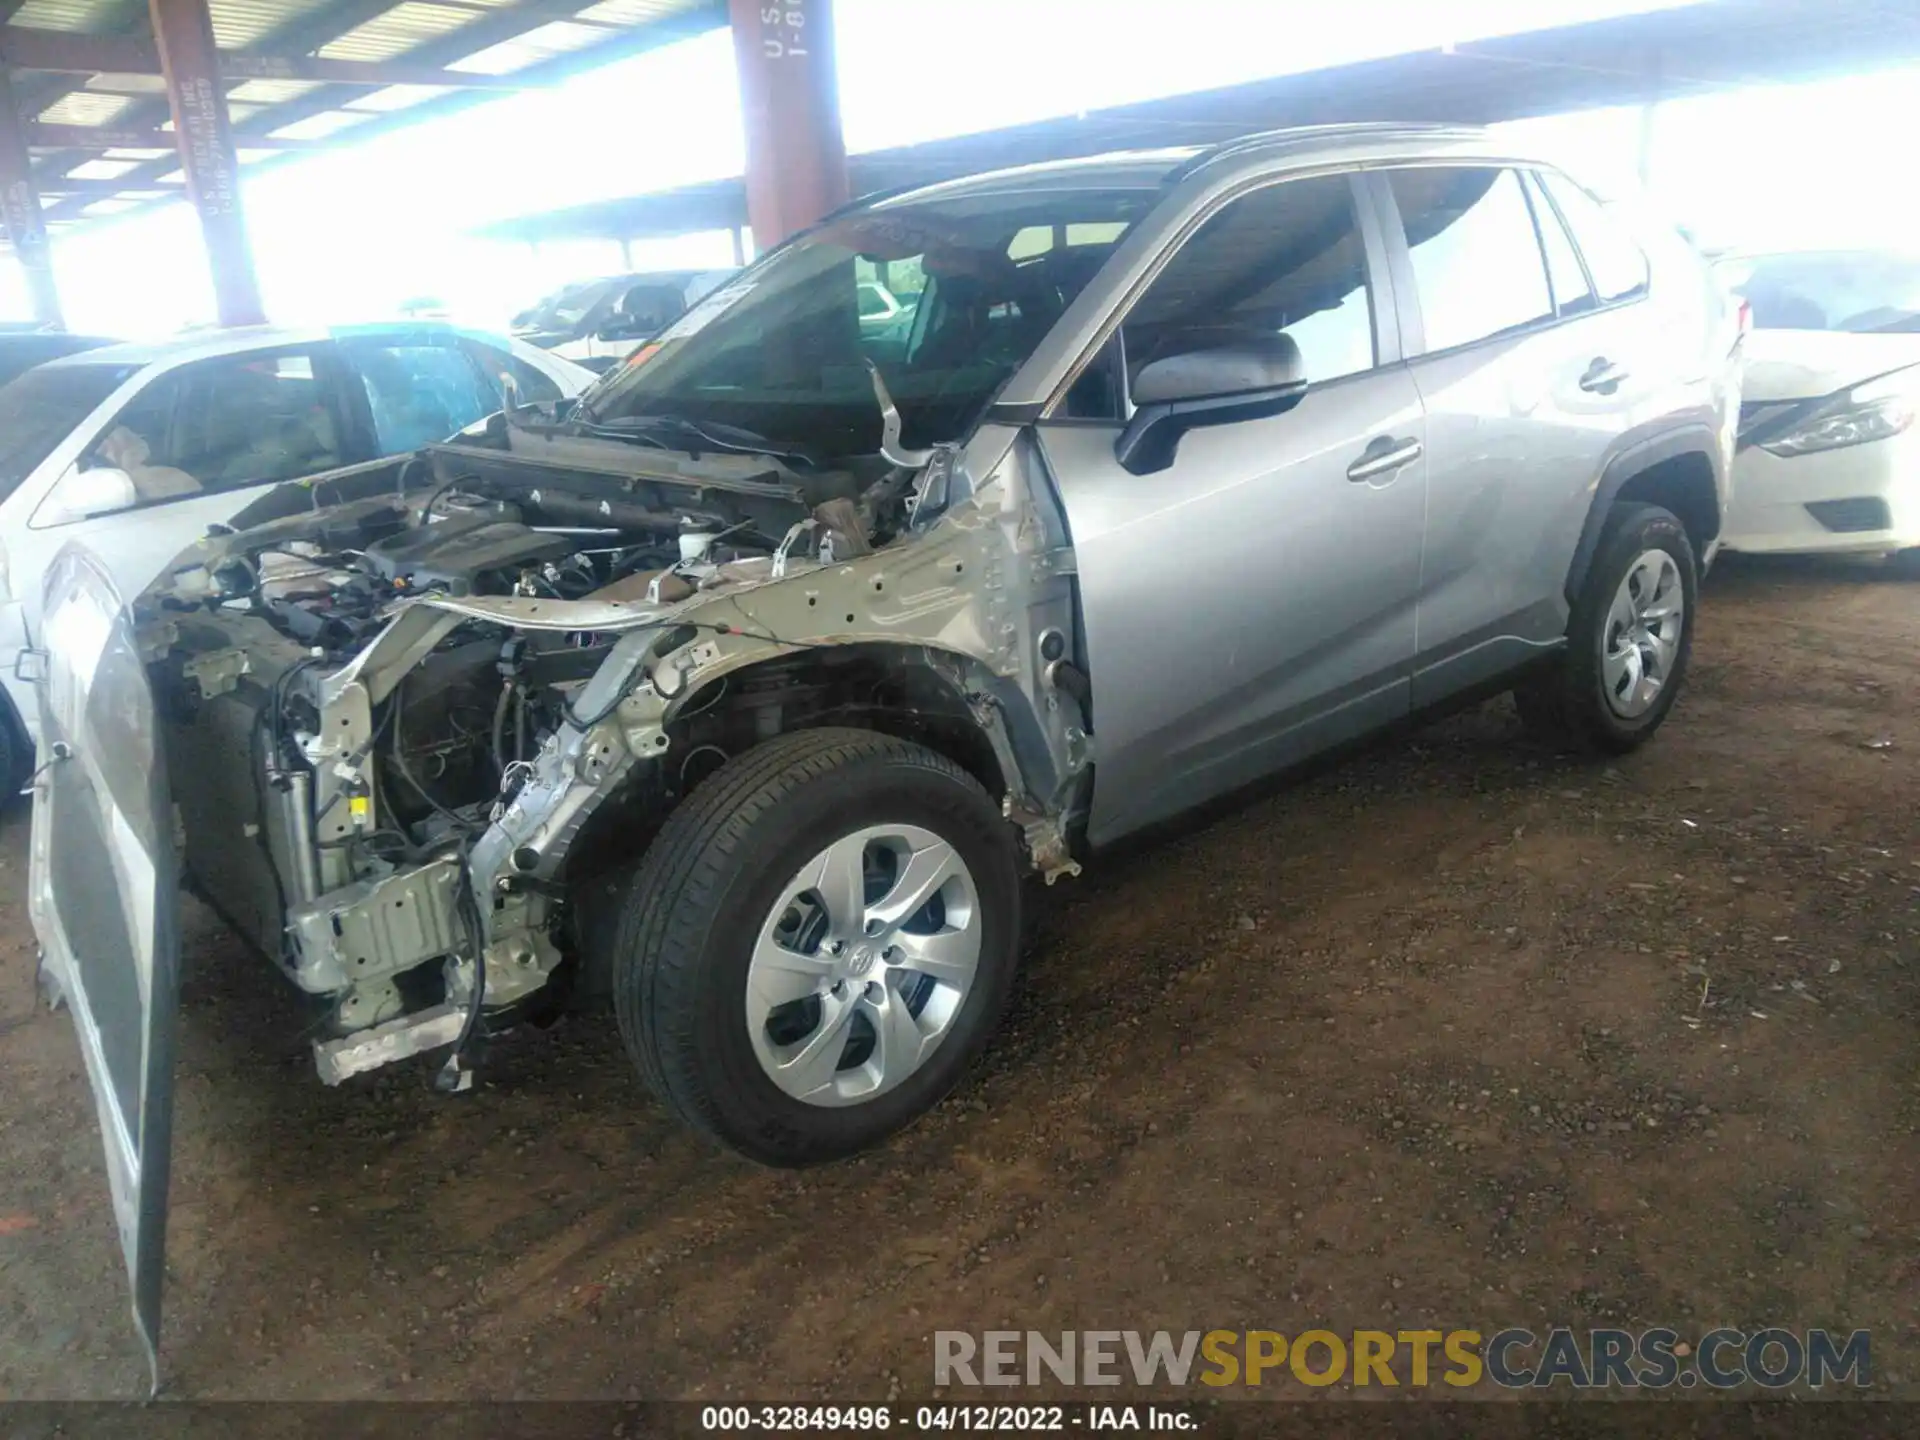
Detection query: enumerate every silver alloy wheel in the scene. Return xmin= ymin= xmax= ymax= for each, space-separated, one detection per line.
xmin=745 ymin=823 xmax=981 ymax=1108
xmin=1602 ymin=547 xmax=1685 ymax=719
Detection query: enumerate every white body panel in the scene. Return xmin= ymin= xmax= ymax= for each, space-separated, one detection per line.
xmin=1723 ymin=330 xmax=1920 ymax=555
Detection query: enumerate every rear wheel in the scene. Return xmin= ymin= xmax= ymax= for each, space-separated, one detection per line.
xmin=611 ymin=727 xmax=1022 ymax=1165
xmin=1515 ymin=503 xmax=1697 ymax=753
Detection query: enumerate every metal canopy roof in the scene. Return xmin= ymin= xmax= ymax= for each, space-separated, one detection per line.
xmin=1 ymin=0 xmax=725 ymax=237
xmin=476 ymin=0 xmax=1920 ymax=247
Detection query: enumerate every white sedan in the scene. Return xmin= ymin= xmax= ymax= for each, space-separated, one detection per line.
xmin=1716 ymin=250 xmax=1920 ymax=567
xmin=0 ymin=322 xmax=593 ymax=790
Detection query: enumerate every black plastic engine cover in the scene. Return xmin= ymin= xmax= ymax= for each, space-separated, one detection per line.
xmin=360 ymin=509 xmax=576 ymax=594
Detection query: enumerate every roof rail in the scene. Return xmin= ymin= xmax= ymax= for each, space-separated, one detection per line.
xmin=1168 ymin=121 xmax=1488 ymax=185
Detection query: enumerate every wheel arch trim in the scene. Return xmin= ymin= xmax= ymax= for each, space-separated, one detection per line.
xmin=1565 ymin=422 xmax=1723 ymax=604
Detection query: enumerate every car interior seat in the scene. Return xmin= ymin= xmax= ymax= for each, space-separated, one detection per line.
xmin=94 ymin=425 xmax=202 ymax=501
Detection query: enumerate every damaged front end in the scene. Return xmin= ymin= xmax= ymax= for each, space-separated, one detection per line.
xmin=137 ymin=416 xmax=1090 ymax=1087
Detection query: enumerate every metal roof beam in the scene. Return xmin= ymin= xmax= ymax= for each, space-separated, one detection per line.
xmin=0 ymin=25 xmax=540 ymax=88
xmin=0 ymin=66 xmax=60 ymax=323
xmin=150 ymin=0 xmax=264 ymax=324
xmin=37 ymin=175 xmax=183 ymax=193
xmin=32 ymin=0 xmax=723 ymax=214
xmin=28 ymin=121 xmax=329 ymax=149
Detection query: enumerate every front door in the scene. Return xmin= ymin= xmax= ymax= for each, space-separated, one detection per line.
xmin=1039 ymin=171 xmax=1428 ymax=845
xmin=29 ymin=546 xmax=179 ymax=1387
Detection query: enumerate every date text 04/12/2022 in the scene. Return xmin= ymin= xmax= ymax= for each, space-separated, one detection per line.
xmin=699 ymin=1404 xmax=1196 ymax=1431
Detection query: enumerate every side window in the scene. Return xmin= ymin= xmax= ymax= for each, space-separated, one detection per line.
xmin=346 ymin=340 xmax=499 ymax=452
xmin=83 ymin=349 xmax=345 ymax=509
xmin=1524 ymin=171 xmax=1595 ymax=317
xmin=617 ymin=283 xmax=689 ymax=337
xmin=1389 ymin=167 xmax=1554 ymax=353
xmin=463 ymin=341 xmax=564 ymax=407
xmin=1122 ymin=173 xmax=1376 ymax=394
xmin=1539 ymin=172 xmax=1650 ymax=304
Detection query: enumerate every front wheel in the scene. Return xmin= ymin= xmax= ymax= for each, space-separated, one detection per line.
xmin=1515 ymin=502 xmax=1698 ymax=753
xmin=611 ymin=727 xmax=1022 ymax=1165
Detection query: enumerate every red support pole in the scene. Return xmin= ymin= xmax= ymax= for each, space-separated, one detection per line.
xmin=0 ymin=68 xmax=61 ymax=328
xmin=150 ymin=0 xmax=265 ymax=327
xmin=728 ymin=0 xmax=848 ymax=251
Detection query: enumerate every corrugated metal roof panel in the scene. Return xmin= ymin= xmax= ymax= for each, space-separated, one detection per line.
xmin=209 ymin=0 xmax=337 ymax=49
xmin=317 ymin=2 xmax=478 ymax=63
xmin=9 ymin=0 xmax=124 ymax=34
xmin=574 ymin=0 xmax=707 ymax=26
xmin=228 ymin=78 xmax=327 ymax=104
xmin=342 ymin=82 xmax=445 ymax=112
xmin=37 ymin=92 xmax=136 ymax=126
xmin=67 ymin=158 xmax=145 ymax=180
xmin=447 ymin=20 xmax=609 ymax=76
xmin=84 ymin=74 xmax=172 ymax=96
xmin=268 ymin=108 xmax=378 ymax=140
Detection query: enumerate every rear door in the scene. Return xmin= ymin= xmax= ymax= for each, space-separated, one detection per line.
xmin=29 ymin=544 xmax=178 ymax=1384
xmin=1371 ymin=165 xmax=1652 ymax=704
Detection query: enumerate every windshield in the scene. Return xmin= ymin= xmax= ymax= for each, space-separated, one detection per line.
xmin=515 ymin=277 xmax=622 ymax=333
xmin=0 ymin=362 xmax=140 ymax=502
xmin=1717 ymin=251 xmax=1920 ymax=333
xmin=579 ymin=188 xmax=1153 ymax=457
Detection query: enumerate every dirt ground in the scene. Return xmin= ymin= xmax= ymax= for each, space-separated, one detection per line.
xmin=0 ymin=553 xmax=1916 ymax=1404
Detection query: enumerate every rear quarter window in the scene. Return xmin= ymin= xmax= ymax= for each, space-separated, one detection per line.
xmin=1539 ymin=172 xmax=1650 ymax=304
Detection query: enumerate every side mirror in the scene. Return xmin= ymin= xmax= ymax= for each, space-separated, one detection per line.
xmin=39 ymin=465 xmax=138 ymax=526
xmin=1115 ymin=336 xmax=1308 ymax=476
xmin=594 ymin=318 xmax=641 ymax=342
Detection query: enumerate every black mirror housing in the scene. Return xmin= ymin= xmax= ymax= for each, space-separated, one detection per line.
xmin=1115 ymin=335 xmax=1308 ymax=475
xmin=1115 ymin=383 xmax=1307 ymax=474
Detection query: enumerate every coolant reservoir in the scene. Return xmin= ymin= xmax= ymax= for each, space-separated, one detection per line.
xmin=678 ymin=526 xmax=715 ymax=563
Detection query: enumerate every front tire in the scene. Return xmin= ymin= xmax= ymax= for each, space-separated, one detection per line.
xmin=0 ymin=699 xmax=29 ymax=807
xmin=1515 ymin=503 xmax=1698 ymax=753
xmin=612 ymin=727 xmax=1022 ymax=1165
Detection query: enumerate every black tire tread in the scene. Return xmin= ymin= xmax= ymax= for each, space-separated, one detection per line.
xmin=611 ymin=726 xmax=990 ymax=1151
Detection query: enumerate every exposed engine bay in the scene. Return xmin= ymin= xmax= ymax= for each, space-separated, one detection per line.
xmin=137 ymin=422 xmax=1088 ymax=1087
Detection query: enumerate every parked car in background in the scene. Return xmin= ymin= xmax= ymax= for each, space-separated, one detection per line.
xmin=0 ymin=321 xmax=591 ymax=793
xmin=0 ymin=330 xmax=118 ymax=387
xmin=511 ymin=269 xmax=737 ymax=372
xmin=1716 ymin=249 xmax=1920 ymax=567
xmin=30 ymin=126 xmax=1741 ymax=1370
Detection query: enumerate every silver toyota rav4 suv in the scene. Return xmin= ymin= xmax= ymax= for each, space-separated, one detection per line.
xmin=31 ymin=125 xmax=1741 ymax=1363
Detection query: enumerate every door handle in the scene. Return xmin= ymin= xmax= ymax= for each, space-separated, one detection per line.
xmin=1580 ymin=357 xmax=1629 ymax=394
xmin=1346 ymin=436 xmax=1423 ymax=483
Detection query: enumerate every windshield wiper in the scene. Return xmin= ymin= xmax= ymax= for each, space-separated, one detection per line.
xmin=574 ymin=412 xmax=819 ymax=471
